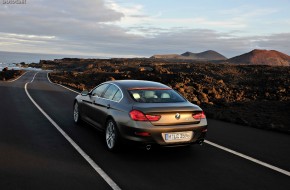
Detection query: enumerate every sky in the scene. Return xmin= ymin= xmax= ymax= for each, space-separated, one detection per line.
xmin=0 ymin=0 xmax=290 ymax=58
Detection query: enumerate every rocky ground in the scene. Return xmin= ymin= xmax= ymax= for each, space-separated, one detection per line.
xmin=0 ymin=69 xmax=24 ymax=81
xmin=37 ymin=58 xmax=290 ymax=133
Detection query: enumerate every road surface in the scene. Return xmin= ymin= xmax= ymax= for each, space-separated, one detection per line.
xmin=0 ymin=71 xmax=289 ymax=190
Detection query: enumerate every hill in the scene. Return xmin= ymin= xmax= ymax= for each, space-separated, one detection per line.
xmin=151 ymin=50 xmax=227 ymax=61
xmin=182 ymin=50 xmax=227 ymax=60
xmin=150 ymin=54 xmax=183 ymax=59
xmin=229 ymin=49 xmax=290 ymax=66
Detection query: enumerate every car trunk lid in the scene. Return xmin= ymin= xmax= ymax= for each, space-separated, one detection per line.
xmin=132 ymin=102 xmax=203 ymax=126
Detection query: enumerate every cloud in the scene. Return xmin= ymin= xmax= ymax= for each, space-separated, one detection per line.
xmin=253 ymin=33 xmax=290 ymax=53
xmin=0 ymin=0 xmax=124 ymax=35
xmin=0 ymin=0 xmax=289 ymax=58
xmin=0 ymin=0 xmax=133 ymax=54
xmin=107 ymin=29 xmax=290 ymax=58
xmin=106 ymin=2 xmax=279 ymax=36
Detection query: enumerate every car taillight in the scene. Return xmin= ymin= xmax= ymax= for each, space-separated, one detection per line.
xmin=145 ymin=114 xmax=161 ymax=121
xmin=130 ymin=110 xmax=147 ymax=121
xmin=192 ymin=111 xmax=206 ymax=120
xmin=129 ymin=110 xmax=161 ymax=121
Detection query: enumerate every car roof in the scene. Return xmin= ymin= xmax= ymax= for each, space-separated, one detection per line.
xmin=107 ymin=80 xmax=171 ymax=90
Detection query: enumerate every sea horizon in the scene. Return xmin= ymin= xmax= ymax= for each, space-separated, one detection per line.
xmin=0 ymin=51 xmax=102 ymax=64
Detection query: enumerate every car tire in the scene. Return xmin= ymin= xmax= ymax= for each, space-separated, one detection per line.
xmin=73 ymin=102 xmax=82 ymax=124
xmin=105 ymin=119 xmax=121 ymax=152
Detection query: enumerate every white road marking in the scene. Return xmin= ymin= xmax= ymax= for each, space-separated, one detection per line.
xmin=25 ymin=75 xmax=121 ymax=190
xmin=7 ymin=71 xmax=29 ymax=82
xmin=46 ymin=71 xmax=290 ymax=178
xmin=47 ymin=72 xmax=80 ymax=94
xmin=205 ymin=140 xmax=290 ymax=177
xmin=31 ymin=72 xmax=39 ymax=83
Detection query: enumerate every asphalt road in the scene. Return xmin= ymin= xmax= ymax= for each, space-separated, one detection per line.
xmin=0 ymin=71 xmax=289 ymax=190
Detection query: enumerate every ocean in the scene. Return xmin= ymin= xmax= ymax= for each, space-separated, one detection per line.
xmin=0 ymin=51 xmax=100 ymax=70
xmin=0 ymin=51 xmax=100 ymax=64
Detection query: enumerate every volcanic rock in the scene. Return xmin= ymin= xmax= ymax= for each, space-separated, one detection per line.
xmin=44 ymin=58 xmax=290 ymax=133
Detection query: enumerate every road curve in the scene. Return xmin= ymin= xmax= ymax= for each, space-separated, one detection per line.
xmin=0 ymin=71 xmax=289 ymax=190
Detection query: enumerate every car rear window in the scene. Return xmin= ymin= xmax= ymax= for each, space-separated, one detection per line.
xmin=129 ymin=89 xmax=186 ymax=103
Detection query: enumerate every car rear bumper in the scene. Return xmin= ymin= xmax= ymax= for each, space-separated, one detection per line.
xmin=117 ymin=119 xmax=207 ymax=146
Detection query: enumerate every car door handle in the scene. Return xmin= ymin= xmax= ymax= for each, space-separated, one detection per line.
xmin=106 ymin=104 xmax=110 ymax=109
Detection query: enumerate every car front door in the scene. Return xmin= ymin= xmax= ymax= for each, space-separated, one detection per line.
xmin=82 ymin=83 xmax=110 ymax=128
xmin=91 ymin=84 xmax=120 ymax=129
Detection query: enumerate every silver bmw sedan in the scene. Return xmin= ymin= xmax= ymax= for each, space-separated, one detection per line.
xmin=73 ymin=80 xmax=207 ymax=151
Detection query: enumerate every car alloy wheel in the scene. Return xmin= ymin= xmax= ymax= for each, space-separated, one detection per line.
xmin=105 ymin=120 xmax=119 ymax=151
xmin=73 ymin=102 xmax=80 ymax=123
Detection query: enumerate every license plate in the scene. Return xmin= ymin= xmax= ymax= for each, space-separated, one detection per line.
xmin=163 ymin=131 xmax=193 ymax=142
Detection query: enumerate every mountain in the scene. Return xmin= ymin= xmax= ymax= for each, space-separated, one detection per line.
xmin=182 ymin=50 xmax=227 ymax=60
xmin=229 ymin=49 xmax=290 ymax=66
xmin=151 ymin=50 xmax=227 ymax=61
xmin=180 ymin=51 xmax=199 ymax=58
xmin=150 ymin=54 xmax=183 ymax=59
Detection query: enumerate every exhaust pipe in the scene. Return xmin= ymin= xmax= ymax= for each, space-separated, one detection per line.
xmin=146 ymin=145 xmax=151 ymax=150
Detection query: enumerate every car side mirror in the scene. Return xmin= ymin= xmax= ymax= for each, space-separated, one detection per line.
xmin=81 ymin=90 xmax=89 ymax=96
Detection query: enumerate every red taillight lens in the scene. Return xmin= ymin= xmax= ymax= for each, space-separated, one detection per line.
xmin=192 ymin=111 xmax=206 ymax=120
xmin=130 ymin=110 xmax=147 ymax=121
xmin=145 ymin=114 xmax=161 ymax=121
xmin=129 ymin=110 xmax=161 ymax=121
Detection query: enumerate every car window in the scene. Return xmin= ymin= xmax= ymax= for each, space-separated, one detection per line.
xmin=102 ymin=84 xmax=119 ymax=100
xmin=112 ymin=89 xmax=122 ymax=101
xmin=91 ymin=84 xmax=110 ymax=97
xmin=129 ymin=89 xmax=186 ymax=103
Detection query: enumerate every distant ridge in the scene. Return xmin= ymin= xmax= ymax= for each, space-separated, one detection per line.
xmin=151 ymin=50 xmax=227 ymax=61
xmin=150 ymin=54 xmax=182 ymax=59
xmin=182 ymin=50 xmax=227 ymax=60
xmin=229 ymin=49 xmax=290 ymax=66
